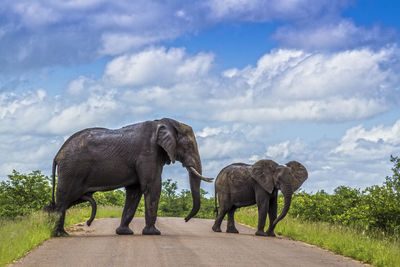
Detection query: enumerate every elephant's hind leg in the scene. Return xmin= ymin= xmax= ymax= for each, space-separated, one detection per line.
xmin=54 ymin=205 xmax=69 ymax=237
xmin=116 ymin=185 xmax=142 ymax=235
xmin=212 ymin=200 xmax=230 ymax=232
xmin=226 ymin=208 xmax=239 ymax=233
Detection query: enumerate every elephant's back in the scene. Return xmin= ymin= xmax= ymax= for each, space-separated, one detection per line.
xmin=215 ymin=163 xmax=252 ymax=193
xmin=55 ymin=128 xmax=107 ymax=160
xmin=54 ymin=122 xmax=154 ymax=163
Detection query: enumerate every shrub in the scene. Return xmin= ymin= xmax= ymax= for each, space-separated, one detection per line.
xmin=158 ymin=179 xmax=215 ymax=218
xmin=92 ymin=190 xmax=126 ymax=206
xmin=0 ymin=170 xmax=51 ymax=218
xmin=290 ymin=155 xmax=400 ymax=237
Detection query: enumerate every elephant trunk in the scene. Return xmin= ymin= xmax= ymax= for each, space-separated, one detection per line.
xmin=184 ymin=162 xmax=202 ymax=222
xmin=271 ymin=185 xmax=293 ymax=231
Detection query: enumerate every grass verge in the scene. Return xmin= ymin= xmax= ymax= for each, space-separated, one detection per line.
xmin=235 ymin=206 xmax=400 ymax=267
xmin=0 ymin=206 xmax=124 ymax=266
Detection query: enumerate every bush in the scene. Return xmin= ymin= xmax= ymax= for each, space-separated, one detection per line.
xmin=0 ymin=170 xmax=51 ymax=218
xmin=290 ymin=155 xmax=400 ymax=237
xmin=92 ymin=190 xmax=126 ymax=206
xmin=158 ymin=179 xmax=215 ymax=218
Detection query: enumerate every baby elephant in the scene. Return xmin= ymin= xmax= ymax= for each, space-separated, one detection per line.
xmin=212 ymin=159 xmax=308 ymax=236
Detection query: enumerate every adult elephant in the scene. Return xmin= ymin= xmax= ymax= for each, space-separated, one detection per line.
xmin=212 ymin=159 xmax=307 ymax=236
xmin=48 ymin=118 xmax=213 ymax=236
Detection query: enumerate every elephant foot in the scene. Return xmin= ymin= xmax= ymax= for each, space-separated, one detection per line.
xmin=266 ymin=230 xmax=276 ymax=237
xmin=255 ymin=230 xmax=269 ymax=236
xmin=142 ymin=225 xmax=161 ymax=235
xmin=116 ymin=226 xmax=134 ymax=235
xmin=212 ymin=225 xmax=222 ymax=232
xmin=54 ymin=229 xmax=69 ymax=237
xmin=226 ymin=227 xmax=239 ymax=234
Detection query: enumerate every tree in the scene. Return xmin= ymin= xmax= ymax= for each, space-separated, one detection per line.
xmin=0 ymin=170 xmax=51 ymax=218
xmin=385 ymin=155 xmax=400 ymax=193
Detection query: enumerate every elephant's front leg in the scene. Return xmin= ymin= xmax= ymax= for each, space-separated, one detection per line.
xmin=255 ymin=188 xmax=270 ymax=236
xmin=266 ymin=192 xmax=278 ymax=237
xmin=136 ymin=158 xmax=163 ymax=235
xmin=142 ymin=178 xmax=161 ymax=235
xmin=116 ymin=185 xmax=142 ymax=235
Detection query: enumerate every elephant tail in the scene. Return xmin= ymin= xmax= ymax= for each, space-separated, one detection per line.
xmin=214 ymin=186 xmax=219 ymax=217
xmin=44 ymin=159 xmax=57 ymax=212
xmin=51 ymin=159 xmax=57 ymax=206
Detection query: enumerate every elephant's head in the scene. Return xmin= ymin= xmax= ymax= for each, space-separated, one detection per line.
xmin=251 ymin=159 xmax=308 ymax=229
xmin=156 ymin=118 xmax=213 ymax=222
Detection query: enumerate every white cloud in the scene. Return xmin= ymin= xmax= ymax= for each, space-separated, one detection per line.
xmin=99 ymin=34 xmax=162 ymax=56
xmin=46 ymin=91 xmax=120 ymax=135
xmin=67 ymin=76 xmax=94 ymax=95
xmin=209 ymin=47 xmax=400 ymax=122
xmin=0 ymin=84 xmax=123 ymax=136
xmin=0 ymin=90 xmax=51 ymax=134
xmin=104 ymin=47 xmax=214 ymax=87
xmin=0 ymin=134 xmax=63 ymax=179
xmin=332 ymin=120 xmax=400 ymax=160
xmin=197 ymin=126 xmax=230 ymax=138
xmin=199 ymin=138 xmax=245 ymax=159
xmin=274 ymin=19 xmax=398 ymax=51
xmin=214 ymin=98 xmax=387 ymax=122
xmin=206 ymin=0 xmax=263 ymax=19
xmin=206 ymin=0 xmax=352 ymax=22
xmin=266 ymin=138 xmax=306 ymax=159
xmin=13 ymin=2 xmax=60 ymax=27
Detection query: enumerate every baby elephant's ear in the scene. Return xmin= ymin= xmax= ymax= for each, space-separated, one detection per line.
xmin=285 ymin=161 xmax=308 ymax=192
xmin=251 ymin=159 xmax=279 ymax=194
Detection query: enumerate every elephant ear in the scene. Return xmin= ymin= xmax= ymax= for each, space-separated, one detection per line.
xmin=286 ymin=161 xmax=308 ymax=192
xmin=251 ymin=159 xmax=279 ymax=194
xmin=157 ymin=124 xmax=176 ymax=164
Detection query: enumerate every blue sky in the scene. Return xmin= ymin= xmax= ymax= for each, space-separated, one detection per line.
xmin=1 ymin=0 xmax=400 ymax=195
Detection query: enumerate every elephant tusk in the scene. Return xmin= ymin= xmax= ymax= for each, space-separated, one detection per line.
xmin=188 ymin=167 xmax=214 ymax=183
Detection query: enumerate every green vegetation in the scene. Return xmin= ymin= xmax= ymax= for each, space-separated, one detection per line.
xmin=289 ymin=155 xmax=400 ymax=237
xmin=0 ymin=170 xmax=52 ymax=218
xmin=157 ymin=179 xmax=215 ymax=218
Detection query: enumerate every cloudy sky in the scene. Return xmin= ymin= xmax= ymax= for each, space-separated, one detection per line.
xmin=1 ymin=0 xmax=400 ymax=194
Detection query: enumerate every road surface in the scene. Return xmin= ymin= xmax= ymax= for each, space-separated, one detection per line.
xmin=13 ymin=217 xmax=367 ymax=266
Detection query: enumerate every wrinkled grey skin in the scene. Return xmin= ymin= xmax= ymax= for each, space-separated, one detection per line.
xmin=212 ymin=159 xmax=308 ymax=236
xmin=47 ymin=118 xmax=213 ymax=237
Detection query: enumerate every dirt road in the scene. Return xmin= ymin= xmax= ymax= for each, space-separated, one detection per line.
xmin=13 ymin=217 xmax=366 ymax=266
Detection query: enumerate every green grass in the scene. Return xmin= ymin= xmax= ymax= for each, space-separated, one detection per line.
xmin=0 ymin=206 xmax=124 ymax=266
xmin=235 ymin=206 xmax=400 ymax=267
